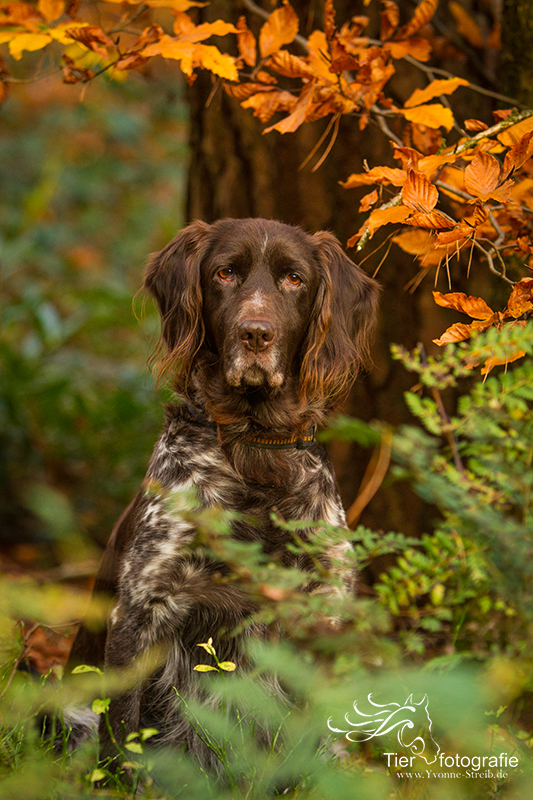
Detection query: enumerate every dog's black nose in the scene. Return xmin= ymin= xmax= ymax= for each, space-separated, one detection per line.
xmin=238 ymin=319 xmax=276 ymax=352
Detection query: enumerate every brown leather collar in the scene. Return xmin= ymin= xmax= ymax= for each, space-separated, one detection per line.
xmin=184 ymin=403 xmax=317 ymax=450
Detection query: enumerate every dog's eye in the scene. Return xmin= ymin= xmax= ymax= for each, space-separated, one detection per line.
xmin=285 ymin=273 xmax=303 ymax=287
xmin=217 ymin=267 xmax=234 ymax=281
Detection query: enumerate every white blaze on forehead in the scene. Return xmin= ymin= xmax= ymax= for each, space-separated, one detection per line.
xmin=245 ymin=289 xmax=267 ymax=311
xmin=260 ymin=233 xmax=269 ymax=255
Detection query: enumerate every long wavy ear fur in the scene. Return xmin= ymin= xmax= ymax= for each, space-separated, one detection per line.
xmin=300 ymin=231 xmax=380 ymax=407
xmin=143 ymin=220 xmax=211 ymax=389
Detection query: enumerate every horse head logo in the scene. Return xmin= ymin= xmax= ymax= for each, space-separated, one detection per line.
xmin=327 ymin=693 xmax=441 ymax=764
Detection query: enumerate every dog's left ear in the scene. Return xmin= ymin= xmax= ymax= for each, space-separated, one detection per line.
xmin=143 ymin=220 xmax=211 ymax=388
xmin=301 ymin=231 xmax=380 ymax=406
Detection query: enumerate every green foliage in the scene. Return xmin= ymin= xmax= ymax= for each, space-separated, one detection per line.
xmin=1 ymin=78 xmax=187 ymax=556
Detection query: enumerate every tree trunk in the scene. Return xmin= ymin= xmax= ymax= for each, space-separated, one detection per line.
xmin=184 ymin=0 xmax=494 ymax=540
xmin=500 ymin=0 xmax=533 ymax=107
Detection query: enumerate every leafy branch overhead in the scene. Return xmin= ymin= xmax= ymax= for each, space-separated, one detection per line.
xmin=2 ymin=0 xmax=533 ymax=365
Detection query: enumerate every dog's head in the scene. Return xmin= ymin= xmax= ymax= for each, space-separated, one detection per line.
xmin=144 ymin=218 xmax=379 ymax=424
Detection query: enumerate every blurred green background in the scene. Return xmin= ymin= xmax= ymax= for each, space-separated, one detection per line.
xmin=1 ymin=72 xmax=188 ymax=566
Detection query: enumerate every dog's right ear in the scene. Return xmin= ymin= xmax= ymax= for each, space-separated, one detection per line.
xmin=143 ymin=220 xmax=211 ymax=386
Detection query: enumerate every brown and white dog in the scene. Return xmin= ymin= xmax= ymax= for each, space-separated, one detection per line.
xmin=65 ymin=218 xmax=379 ymax=767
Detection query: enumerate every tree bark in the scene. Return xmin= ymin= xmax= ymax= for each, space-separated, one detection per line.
xmin=500 ymin=0 xmax=533 ymax=107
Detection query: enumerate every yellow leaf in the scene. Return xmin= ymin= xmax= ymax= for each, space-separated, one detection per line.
xmin=402 ymin=103 xmax=455 ymax=132
xmin=195 ymin=43 xmax=238 ymax=81
xmin=9 ymin=32 xmax=52 ymax=60
xmin=498 ymin=116 xmax=533 ymax=147
xmin=259 ymin=1 xmax=299 ymax=58
xmin=308 ymin=30 xmax=336 ymax=82
xmin=38 ymin=0 xmax=64 ymax=22
xmin=405 ymin=77 xmax=469 ymax=108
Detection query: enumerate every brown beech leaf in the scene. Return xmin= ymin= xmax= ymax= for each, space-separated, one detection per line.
xmin=329 ymin=36 xmax=359 ymax=72
xmin=464 ymin=151 xmax=500 ymax=198
xmin=464 ymin=118 xmax=488 ymax=132
xmin=501 ymin=131 xmax=533 ymax=180
xmin=323 ymin=0 xmax=336 ymax=41
xmin=359 ymin=188 xmax=378 ymax=212
xmin=259 ymin=1 xmax=299 ymax=59
xmin=64 ymin=25 xmax=114 ymax=57
xmin=433 ymin=321 xmax=476 ymax=346
xmin=405 ymin=77 xmax=469 ymax=108
xmin=396 ymin=0 xmax=438 ymax=40
xmin=401 ymin=169 xmax=438 ymax=212
xmin=481 ymin=349 xmax=526 ymax=375
xmin=504 ymin=277 xmax=533 ymax=318
xmin=340 ymin=166 xmax=406 ymax=188
xmin=224 ymin=82 xmax=276 ymax=101
xmin=115 ymin=52 xmax=150 ymax=70
xmin=433 ymin=290 xmax=494 ymax=319
xmin=236 ymin=15 xmax=256 ymax=67
xmin=265 ymin=50 xmax=315 ymax=79
xmin=402 ymin=103 xmax=454 ymax=132
xmin=380 ymin=0 xmax=399 ymax=41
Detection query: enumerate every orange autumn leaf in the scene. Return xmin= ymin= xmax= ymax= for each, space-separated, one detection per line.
xmin=236 ymin=16 xmax=256 ymax=67
xmin=396 ymin=0 xmax=438 ymax=40
xmin=449 ymin=0 xmax=484 ymax=49
xmin=341 ymin=166 xmax=406 ymax=188
xmin=384 ymin=37 xmax=431 ymax=61
xmin=501 ymin=131 xmax=533 ymax=180
xmin=406 ymin=209 xmax=455 ymax=229
xmin=497 ymin=116 xmax=533 ymax=147
xmin=434 ymin=222 xmax=473 ymax=246
xmin=349 ymin=204 xmax=411 ymax=246
xmin=259 ymin=1 xmax=299 ymax=58
xmin=464 ymin=118 xmax=488 ymax=132
xmin=263 ymin=81 xmax=315 ymax=134
xmin=433 ymin=321 xmax=478 ymax=346
xmin=359 ymin=188 xmax=378 ymax=212
xmin=401 ymin=169 xmax=438 ymax=212
xmin=402 ymin=103 xmax=454 ymax=132
xmin=464 ymin=151 xmax=500 ymax=194
xmin=224 ymin=82 xmax=276 ymax=101
xmin=265 ymin=50 xmax=315 ymax=80
xmin=241 ymin=89 xmax=296 ymax=124
xmin=38 ymin=0 xmax=64 ymax=22
xmin=504 ymin=277 xmax=533 ymax=318
xmin=433 ymin=291 xmax=494 ymax=319
xmin=481 ymin=348 xmax=526 ymax=375
xmin=405 ymin=77 xmax=469 ymax=108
